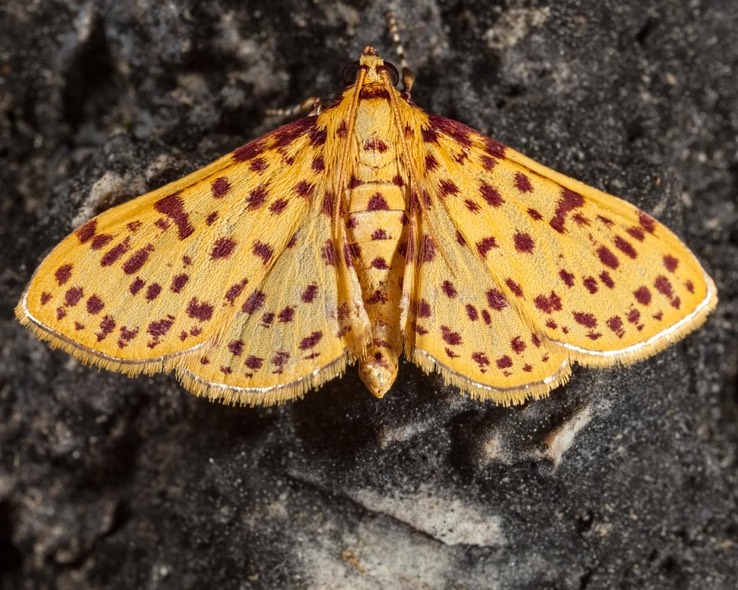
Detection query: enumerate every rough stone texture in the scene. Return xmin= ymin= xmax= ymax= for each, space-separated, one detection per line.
xmin=1 ymin=0 xmax=736 ymax=588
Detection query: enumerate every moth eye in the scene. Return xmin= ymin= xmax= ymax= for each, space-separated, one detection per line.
xmin=341 ymin=62 xmax=360 ymax=86
xmin=383 ymin=62 xmax=400 ymax=86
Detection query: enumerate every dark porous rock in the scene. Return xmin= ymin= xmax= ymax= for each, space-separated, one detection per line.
xmin=1 ymin=0 xmax=736 ymax=588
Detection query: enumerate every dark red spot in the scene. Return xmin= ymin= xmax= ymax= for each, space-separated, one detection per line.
xmin=337 ymin=120 xmax=348 ymax=137
xmin=515 ymin=172 xmax=533 ymax=193
xmin=145 ymin=283 xmax=162 ymax=301
xmin=654 ymin=275 xmax=674 ymax=298
xmin=56 ymin=307 xmax=67 ymax=320
xmin=186 ymin=298 xmax=213 ymax=322
xmin=118 ymin=326 xmax=139 ymax=348
xmin=86 ymin=295 xmax=104 ymax=314
xmin=484 ymin=138 xmax=506 ymax=158
xmin=244 ymin=355 xmax=263 ymax=370
xmin=597 ymin=246 xmax=620 ymax=269
xmin=347 ymin=176 xmax=363 ymax=189
xmin=550 ymin=189 xmax=585 ymax=233
xmin=441 ymin=326 xmax=462 ymax=345
xmin=420 ymin=235 xmax=435 ymax=263
xmin=439 ymin=179 xmax=459 ymax=197
xmin=206 ymin=212 xmax=218 ymax=225
xmin=472 ymin=352 xmax=490 ymax=368
xmin=129 ymin=278 xmax=145 ymax=295
xmin=573 ymin=312 xmax=597 ymax=328
xmin=371 ymin=229 xmax=388 ymax=240
xmin=455 ymin=231 xmax=466 ymax=246
xmin=445 ymin=348 xmax=459 ymax=359
xmin=212 ymin=237 xmax=237 ymax=259
xmin=528 ymin=208 xmax=543 ymax=221
xmin=513 ymin=232 xmax=535 ymax=253
xmin=220 ymin=366 xmax=233 ymax=375
xmin=559 ymin=269 xmax=575 ymax=287
xmin=359 ymin=87 xmax=390 ymax=100
xmin=269 ymin=198 xmax=288 ymax=215
xmin=232 ymin=138 xmax=264 ymax=162
xmin=75 ymin=220 xmax=97 ymax=243
xmin=299 ymin=331 xmax=323 ymax=350
xmin=496 ymin=355 xmax=513 ymax=369
xmin=55 ymin=264 xmax=73 ymax=285
xmin=464 ymin=199 xmax=481 ymax=213
xmin=480 ymin=155 xmax=497 ymax=170
xmin=272 ymin=117 xmax=314 ymax=148
xmin=64 ymin=287 xmax=83 ymax=307
xmin=368 ymin=193 xmax=389 ymax=210
xmin=154 ymin=193 xmax=194 ymax=240
xmin=97 ymin=315 xmax=116 ymax=341
xmin=309 ymin=126 xmax=327 ymax=146
xmin=228 ymin=340 xmax=244 ymax=356
xmin=122 ymin=244 xmax=154 ymax=274
xmin=225 ymin=279 xmax=248 ymax=304
xmin=242 ymin=291 xmax=265 ymax=314
xmin=100 ymin=238 xmax=131 ymax=266
xmin=506 ymin=279 xmax=524 ymax=297
xmin=294 ymin=181 xmax=314 ymax=199
xmin=572 ymin=213 xmax=590 ymax=227
xmin=614 ymin=236 xmax=637 ymax=259
xmin=40 ymin=292 xmax=52 ymax=305
xmin=634 ymin=286 xmax=652 ymax=305
xmin=511 ymin=337 xmax=526 ymax=354
xmin=170 ymin=274 xmax=189 ymax=293
xmin=482 ymin=310 xmax=491 ymax=324
xmin=252 ymin=241 xmax=273 ymax=264
xmin=245 ymin=185 xmax=268 ymax=210
xmin=321 ymin=239 xmax=337 ymax=266
xmin=271 ymin=351 xmax=290 ymax=372
xmin=477 ymin=236 xmax=498 ymax=257
xmin=685 ymin=280 xmax=694 ymax=293
xmin=310 ymin=155 xmax=325 ymax=172
xmin=583 ymin=277 xmax=598 ymax=294
xmin=91 ymin=234 xmax=113 ymax=250
xmin=486 ymin=289 xmax=507 ymax=310
xmin=639 ymin=212 xmax=657 ymax=234
xmin=278 ymin=306 xmax=295 ymax=323
xmin=653 ymin=311 xmax=664 ymax=320
xmin=421 ymin=126 xmax=439 ymax=143
xmin=416 ymin=299 xmax=432 ymax=318
xmin=392 ymin=174 xmax=404 ymax=187
xmin=255 ymin=311 xmax=271 ymax=328
xmin=211 ymin=177 xmax=230 ymax=198
xmin=599 ymin=271 xmax=615 ymax=288
xmin=425 ymin=153 xmax=439 ymax=171
xmin=127 ymin=221 xmax=143 ymax=232
xmin=627 ymin=308 xmax=641 ymax=324
xmin=147 ymin=316 xmax=173 ymax=338
xmin=534 ymin=292 xmax=562 ymax=313
xmin=442 ymin=280 xmax=457 ymax=298
xmin=250 ymin=157 xmax=268 ymax=173
xmin=607 ymin=316 xmax=625 ymax=338
xmin=428 ymin=115 xmax=473 ymax=147
xmin=301 ymin=284 xmax=318 ymax=303
xmin=479 ymin=182 xmax=504 ymax=207
xmin=627 ymin=226 xmax=646 ymax=241
xmin=664 ymin=255 xmax=679 ymax=272
xmin=466 ymin=304 xmax=478 ymax=321
xmin=364 ymin=138 xmax=388 ymax=152
xmin=531 ymin=333 xmax=542 ymax=347
xmin=370 ymin=257 xmax=389 ymax=270
xmin=546 ymin=319 xmax=557 ymax=330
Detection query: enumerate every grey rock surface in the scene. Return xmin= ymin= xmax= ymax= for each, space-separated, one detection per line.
xmin=1 ymin=0 xmax=736 ymax=588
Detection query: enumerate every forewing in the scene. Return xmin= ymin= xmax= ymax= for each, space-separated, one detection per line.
xmin=416 ymin=114 xmax=716 ymax=367
xmin=16 ymin=117 xmax=334 ymax=374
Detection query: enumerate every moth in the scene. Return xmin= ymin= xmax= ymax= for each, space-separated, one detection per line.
xmin=16 ymin=21 xmax=717 ymax=406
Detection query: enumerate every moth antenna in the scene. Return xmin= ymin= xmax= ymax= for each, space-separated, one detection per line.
xmin=386 ymin=11 xmax=415 ymax=95
xmin=266 ymin=96 xmax=323 ymax=119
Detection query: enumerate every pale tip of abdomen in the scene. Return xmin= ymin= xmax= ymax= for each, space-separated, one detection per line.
xmin=359 ymin=348 xmax=399 ymax=398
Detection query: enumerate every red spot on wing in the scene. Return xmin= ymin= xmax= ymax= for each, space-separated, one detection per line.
xmin=294 ymin=181 xmax=314 ymax=199
xmin=534 ymin=292 xmax=562 ymax=313
xmin=506 ymin=279 xmax=524 ymax=297
xmin=245 ymin=355 xmax=263 ymax=370
xmin=599 ymin=272 xmax=615 ymax=288
xmin=663 ymin=255 xmax=679 ymax=272
xmin=583 ymin=277 xmax=598 ymax=294
xmin=420 ymin=235 xmax=436 ymax=263
xmin=511 ymin=337 xmax=526 ymax=353
xmin=634 ymin=286 xmax=652 ymax=306
xmin=442 ymin=280 xmax=457 ymax=298
xmin=242 ymin=291 xmax=266 ymax=314
xmin=301 ymin=284 xmax=318 ymax=303
xmin=614 ymin=236 xmax=637 ymax=258
xmin=559 ymin=269 xmax=575 ymax=287
xmin=269 ymin=198 xmax=288 ymax=215
xmin=311 ymin=156 xmax=325 ymax=172
xmin=211 ymin=237 xmax=237 ymax=259
xmin=122 ymin=244 xmax=155 ymax=274
xmin=321 ymin=239 xmax=337 ymax=266
xmin=515 ymin=172 xmax=533 ymax=193
xmin=250 ymin=157 xmax=268 ymax=173
xmin=479 ymin=182 xmax=504 ymax=207
xmin=486 ymin=289 xmax=508 ymax=310
xmin=425 ymin=154 xmax=439 ymax=171
xmin=100 ymin=238 xmax=131 ymax=267
xmin=278 ymin=306 xmax=295 ymax=323
xmin=76 ymin=220 xmax=97 ymax=243
xmin=86 ymin=295 xmax=104 ymax=314
xmin=229 ymin=340 xmax=245 ymax=356
xmin=299 ymin=331 xmax=323 ymax=350
xmin=64 ymin=287 xmax=83 ymax=307
xmin=573 ymin=312 xmax=597 ymax=328
xmin=55 ymin=264 xmax=73 ymax=285
xmin=170 ymin=274 xmax=189 ymax=293
xmin=550 ymin=189 xmax=585 ymax=233
xmin=246 ymin=186 xmax=268 ymax=209
xmin=513 ymin=232 xmax=535 ymax=253
xmin=438 ymin=179 xmax=459 ymax=197
xmin=97 ymin=315 xmax=116 ymax=341
xmin=154 ymin=193 xmax=194 ymax=240
xmin=211 ymin=177 xmax=230 ymax=198
xmin=477 ymin=236 xmax=498 ymax=257
xmin=441 ymin=326 xmax=462 ymax=345
xmin=225 ymin=279 xmax=248 ymax=304
xmin=252 ymin=241 xmax=273 ymax=264
xmin=187 ymin=298 xmax=213 ymax=322
xmin=465 ymin=304 xmax=478 ymax=321
xmin=607 ymin=316 xmax=625 ymax=338
xmin=596 ymin=246 xmax=620 ymax=269
xmin=496 ymin=355 xmax=513 ymax=369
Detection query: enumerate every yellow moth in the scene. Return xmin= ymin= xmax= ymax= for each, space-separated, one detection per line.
xmin=16 ymin=22 xmax=717 ymax=407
